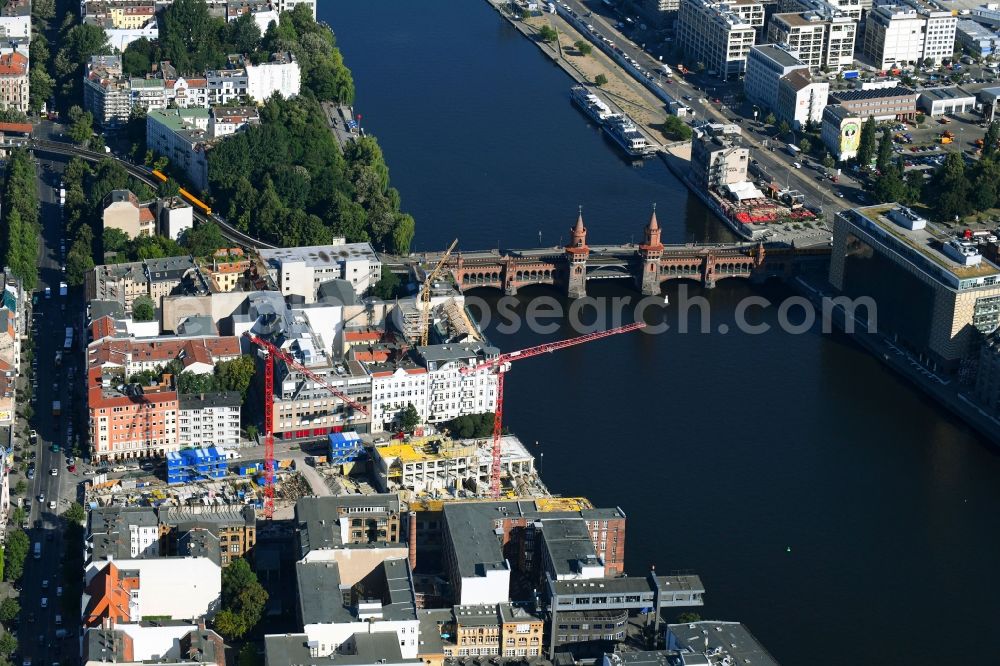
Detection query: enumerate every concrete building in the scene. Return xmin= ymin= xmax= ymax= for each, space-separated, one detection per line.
xmin=264 ymin=632 xmax=420 ymax=666
xmin=831 ymin=86 xmax=919 ymax=121
xmin=0 ymin=51 xmax=28 ymax=115
xmin=226 ymin=0 xmax=280 ymax=33
xmin=208 ymin=105 xmax=260 ymax=138
xmin=971 ymin=3 xmax=1000 ymax=29
xmin=830 ymin=205 xmax=1000 ymax=371
xmin=201 ymin=248 xmax=249 ymax=292
xmin=83 ymin=557 xmax=221 ymax=623
xmin=690 ymin=123 xmax=749 ymax=191
xmin=821 ymin=104 xmax=862 ymax=160
xmin=176 ymin=391 xmax=242 ymax=449
xmin=362 ymin=356 xmax=430 ymax=433
xmin=295 ymin=495 xmax=404 ymax=558
xmin=246 ymin=52 xmax=301 ymax=102
xmin=83 ymin=624 xmax=224 ymax=666
xmin=258 ymin=243 xmax=382 ymax=302
xmin=677 ymin=0 xmax=764 ymax=79
xmin=768 ymin=2 xmax=857 ymax=71
xmin=666 ymin=622 xmax=780 ymax=666
xmin=778 ymin=68 xmax=830 ymax=128
xmin=957 ymin=19 xmax=1000 ymax=57
xmin=974 ymin=330 xmax=1000 ymax=416
xmin=862 ymin=0 xmax=957 ymax=69
xmin=744 ymin=44 xmax=809 ymax=110
xmin=85 ymin=55 xmax=131 ymax=128
xmin=158 ymin=197 xmax=194 ymax=241
xmin=103 ymin=190 xmax=157 ymax=240
xmin=918 ymin=87 xmax=977 ymax=116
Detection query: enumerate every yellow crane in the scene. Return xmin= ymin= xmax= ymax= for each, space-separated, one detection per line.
xmin=420 ymin=239 xmax=458 ymax=346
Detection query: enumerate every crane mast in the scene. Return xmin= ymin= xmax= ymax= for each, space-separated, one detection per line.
xmin=420 ymin=239 xmax=458 ymax=347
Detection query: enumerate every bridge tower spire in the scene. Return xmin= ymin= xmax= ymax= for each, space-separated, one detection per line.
xmin=565 ymin=206 xmax=589 ymax=299
xmin=637 ymin=205 xmax=664 ymax=296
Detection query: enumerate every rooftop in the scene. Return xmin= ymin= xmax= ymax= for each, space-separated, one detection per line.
xmin=667 ymin=622 xmax=780 ymax=666
xmin=833 ymin=87 xmax=917 ymax=102
xmin=751 ymin=44 xmax=806 ymax=68
xmin=919 ymin=86 xmax=975 ymax=102
xmin=259 ymin=243 xmax=379 ymax=268
xmin=844 ymin=205 xmax=1000 ymax=283
xmin=178 ymin=390 xmax=242 ymax=410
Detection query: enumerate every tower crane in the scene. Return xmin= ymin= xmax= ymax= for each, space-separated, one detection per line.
xmin=460 ymin=322 xmax=646 ymax=498
xmin=420 ymin=239 xmax=458 ymax=347
xmin=244 ymin=333 xmax=370 ymax=518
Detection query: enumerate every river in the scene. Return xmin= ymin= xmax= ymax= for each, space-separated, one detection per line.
xmin=323 ymin=2 xmax=1000 ymax=663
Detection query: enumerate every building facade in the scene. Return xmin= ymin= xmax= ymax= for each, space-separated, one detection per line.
xmin=777 ymin=68 xmax=830 ymax=128
xmin=176 ymin=392 xmax=242 ymax=448
xmin=0 ymin=51 xmax=28 ymax=114
xmin=259 ymin=243 xmax=382 ymax=302
xmin=677 ymin=0 xmax=763 ymax=79
xmin=830 ymin=86 xmax=919 ymax=121
xmin=690 ymin=123 xmax=749 ymax=191
xmin=744 ymin=44 xmax=808 ymax=110
xmin=862 ymin=0 xmax=957 ymax=69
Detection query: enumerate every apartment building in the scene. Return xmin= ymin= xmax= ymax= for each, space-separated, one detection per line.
xmin=691 ymin=123 xmax=749 ymax=191
xmin=85 ymin=256 xmax=210 ymax=315
xmin=0 ymin=52 xmax=29 ymax=115
xmin=102 ymin=190 xmax=157 ymax=239
xmin=88 ymin=335 xmax=241 ymax=375
xmin=259 ymin=243 xmax=382 ymax=302
xmin=439 ymin=604 xmax=544 ymax=659
xmin=862 ymin=0 xmax=957 ymax=69
xmin=177 ymin=391 xmax=242 ymax=448
xmin=295 ymin=495 xmax=404 ymax=557
xmin=415 ymin=343 xmax=499 ymax=424
xmin=0 ymin=0 xmax=30 ymax=40
xmin=84 ymin=56 xmax=131 ymax=128
xmin=677 ymin=0 xmax=764 ymax=79
xmin=146 ymin=108 xmax=213 ymax=192
xmin=88 ymin=368 xmax=180 ymax=460
xmin=201 ymin=249 xmax=250 ymax=292
xmin=362 ymin=356 xmax=430 ymax=433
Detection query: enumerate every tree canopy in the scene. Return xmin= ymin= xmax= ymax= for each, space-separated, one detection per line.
xmin=3 ymin=530 xmax=28 ymax=582
xmin=443 ymin=413 xmax=496 ymax=439
xmin=132 ymin=296 xmax=156 ymax=322
xmin=1 ymin=150 xmax=40 ymax=290
xmin=856 ymin=117 xmax=877 ymax=168
xmin=207 ymin=95 xmax=414 ymax=253
xmin=214 ymin=558 xmax=267 ymax=640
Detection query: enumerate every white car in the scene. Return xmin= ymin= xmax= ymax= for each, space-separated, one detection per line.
xmin=48 ymin=500 xmax=56 ymax=510
xmin=40 ymin=598 xmax=47 ymax=609
xmin=50 ymin=468 xmax=58 ymax=476
xmin=793 ymin=162 xmax=802 ymax=169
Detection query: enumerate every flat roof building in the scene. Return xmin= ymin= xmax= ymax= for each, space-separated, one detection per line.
xmin=918 ymin=87 xmax=977 ymax=116
xmin=830 ymin=205 xmax=1000 ymax=370
xmin=259 ymin=243 xmax=381 ymax=302
xmin=831 ymin=86 xmax=918 ymax=121
xmin=677 ymin=0 xmax=764 ymax=79
xmin=862 ymin=0 xmax=957 ymax=69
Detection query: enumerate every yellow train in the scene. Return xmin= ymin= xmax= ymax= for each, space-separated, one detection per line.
xmin=151 ymin=169 xmax=212 ymax=216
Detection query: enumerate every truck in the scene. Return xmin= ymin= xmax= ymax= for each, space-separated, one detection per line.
xmin=786 ymin=143 xmax=801 ymax=156
xmin=52 ymin=400 xmax=61 ymax=417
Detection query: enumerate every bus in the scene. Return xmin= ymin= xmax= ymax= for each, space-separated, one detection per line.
xmin=786 ymin=143 xmax=801 ymax=156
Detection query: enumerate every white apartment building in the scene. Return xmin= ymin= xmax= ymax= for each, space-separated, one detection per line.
xmin=246 ymin=54 xmax=301 ymax=102
xmin=259 ymin=243 xmax=382 ymax=302
xmin=416 ymin=343 xmax=499 ymax=423
xmin=177 ymin=392 xmax=242 ymax=448
xmin=778 ymin=68 xmax=830 ymax=127
xmin=84 ymin=557 xmax=222 ymax=621
xmin=862 ymin=0 xmax=957 ymax=69
xmin=84 ymin=55 xmax=131 ymax=128
xmin=367 ymin=365 xmax=429 ymax=433
xmin=275 ymin=0 xmax=315 ymax=18
xmin=745 ymin=44 xmax=809 ymax=109
xmin=677 ymin=0 xmax=764 ymax=79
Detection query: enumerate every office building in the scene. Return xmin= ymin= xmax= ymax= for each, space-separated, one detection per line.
xmin=259 ymin=243 xmax=382 ymax=302
xmin=767 ymin=1 xmax=857 ymax=70
xmin=146 ymin=108 xmax=213 ymax=192
xmin=862 ymin=0 xmax=957 ymax=69
xmin=744 ymin=44 xmax=808 ymax=109
xmin=677 ymin=0 xmax=764 ymax=79
xmin=830 ymin=205 xmax=1000 ymax=371
xmin=830 ymin=86 xmax=919 ymax=121
xmin=778 ymin=68 xmax=830 ymax=127
xmin=974 ymin=329 xmax=1000 ymax=416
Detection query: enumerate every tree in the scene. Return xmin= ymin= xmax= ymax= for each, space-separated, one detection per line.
xmin=905 ymin=169 xmax=925 ymax=203
xmin=102 ymin=227 xmax=130 ymax=255
xmin=11 ymin=507 xmax=25 ymax=527
xmin=66 ymin=106 xmax=94 ymax=145
xmin=443 ymin=413 xmax=496 ymax=439
xmin=923 ymin=57 xmax=934 ymax=68
xmin=871 ymin=164 xmax=909 ymax=204
xmin=372 ymin=265 xmax=400 ymax=300
xmin=876 ymin=127 xmax=894 ymax=173
xmin=0 ymin=598 xmax=20 ymax=623
xmin=971 ymin=158 xmax=1000 ymax=212
xmin=764 ymin=112 xmax=776 ymax=126
xmin=215 ymin=355 xmax=256 ymax=399
xmin=594 ymin=73 xmax=608 ymax=86
xmin=777 ymin=120 xmax=790 ymax=137
xmin=12 ymin=481 xmax=25 ymax=496
xmin=63 ymin=502 xmax=86 ymax=523
xmin=0 ymin=633 xmax=16 ymax=657
xmin=214 ymin=558 xmax=267 ymax=640
xmin=822 ymin=153 xmax=836 ymax=169
xmin=132 ymin=296 xmax=156 ymax=322
xmin=928 ymin=151 xmax=972 ymax=221
xmin=677 ymin=612 xmax=702 ymax=623
xmin=984 ymin=121 xmax=1000 ymax=160
xmin=400 ymin=404 xmax=421 ymax=433
xmin=856 ymin=117 xmax=877 ymax=168
xmin=159 ymin=0 xmax=227 ymax=73
xmin=798 ymin=138 xmax=811 ymax=155
xmin=238 ymin=643 xmax=261 ymax=666
xmin=181 ymin=221 xmax=226 ymax=257
xmin=573 ymin=40 xmax=592 ymax=56
xmin=537 ymin=25 xmax=558 ymax=42
xmin=915 ymin=113 xmax=926 ymax=124
xmin=662 ymin=115 xmax=692 ymax=141
xmin=3 ymin=530 xmax=28 ymax=581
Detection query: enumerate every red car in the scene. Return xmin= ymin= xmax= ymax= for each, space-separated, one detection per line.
xmin=68 ymin=464 xmax=76 ymax=473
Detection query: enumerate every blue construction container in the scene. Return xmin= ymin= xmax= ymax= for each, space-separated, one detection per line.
xmin=166 ymin=446 xmax=227 ymax=485
xmin=328 ymin=431 xmax=364 ymax=464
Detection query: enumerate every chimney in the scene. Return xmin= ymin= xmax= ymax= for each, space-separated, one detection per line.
xmin=408 ymin=511 xmax=417 ymax=572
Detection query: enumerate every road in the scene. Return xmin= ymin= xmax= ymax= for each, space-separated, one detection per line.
xmin=560 ymin=0 xmax=862 ymax=215
xmin=17 ymin=152 xmax=84 ymax=666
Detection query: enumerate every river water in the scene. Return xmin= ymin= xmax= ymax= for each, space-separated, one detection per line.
xmin=324 ymin=2 xmax=1000 ymax=663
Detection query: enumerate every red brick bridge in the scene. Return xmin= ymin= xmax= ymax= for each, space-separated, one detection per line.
xmin=443 ymin=210 xmax=829 ymax=297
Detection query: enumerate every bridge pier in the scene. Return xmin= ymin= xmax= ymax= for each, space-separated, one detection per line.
xmin=505 ymin=283 xmax=518 ymax=296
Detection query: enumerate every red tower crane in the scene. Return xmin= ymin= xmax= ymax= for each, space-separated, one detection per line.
xmin=244 ymin=333 xmax=370 ymax=518
xmin=460 ymin=322 xmax=646 ymax=498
